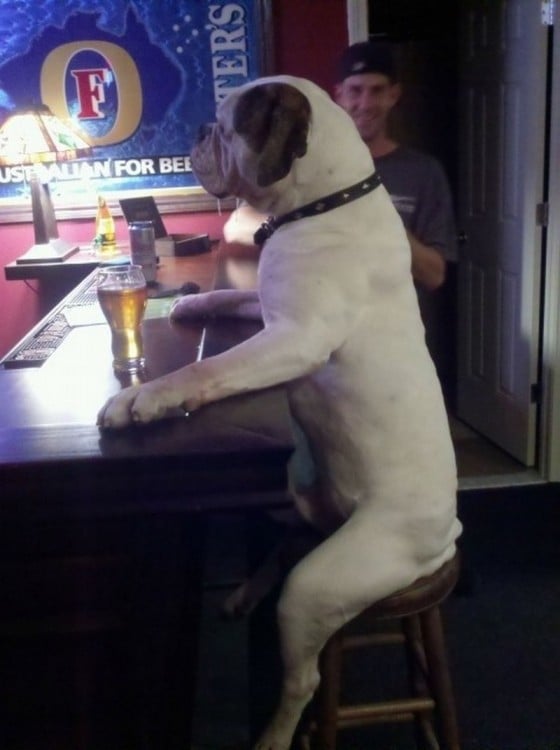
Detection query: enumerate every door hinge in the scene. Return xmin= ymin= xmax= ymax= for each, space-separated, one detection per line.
xmin=541 ymin=0 xmax=555 ymax=25
xmin=537 ymin=202 xmax=549 ymax=226
xmin=531 ymin=382 xmax=542 ymax=404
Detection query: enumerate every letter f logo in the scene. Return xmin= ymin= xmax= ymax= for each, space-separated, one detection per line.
xmin=71 ymin=68 xmax=112 ymax=119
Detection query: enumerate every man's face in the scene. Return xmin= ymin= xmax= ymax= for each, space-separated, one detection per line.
xmin=335 ymin=72 xmax=401 ymax=144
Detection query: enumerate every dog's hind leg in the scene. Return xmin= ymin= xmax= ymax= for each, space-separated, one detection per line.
xmin=254 ymin=510 xmax=454 ymax=750
xmin=253 ymin=572 xmax=326 ymax=750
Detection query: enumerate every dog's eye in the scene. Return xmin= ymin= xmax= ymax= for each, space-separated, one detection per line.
xmin=216 ymin=122 xmax=229 ymax=139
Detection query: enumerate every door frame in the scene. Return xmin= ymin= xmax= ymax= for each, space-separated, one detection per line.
xmin=346 ymin=0 xmax=369 ymax=43
xmin=541 ymin=14 xmax=560 ymax=482
xmin=357 ymin=0 xmax=560 ymax=484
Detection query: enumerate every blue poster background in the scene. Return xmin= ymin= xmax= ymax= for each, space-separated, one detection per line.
xmin=0 ymin=1 xmax=263 ymax=201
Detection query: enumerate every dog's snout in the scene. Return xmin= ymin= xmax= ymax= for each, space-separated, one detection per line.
xmin=197 ymin=123 xmax=215 ymax=143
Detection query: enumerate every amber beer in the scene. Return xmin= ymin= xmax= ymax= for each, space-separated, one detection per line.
xmin=96 ymin=266 xmax=148 ymax=373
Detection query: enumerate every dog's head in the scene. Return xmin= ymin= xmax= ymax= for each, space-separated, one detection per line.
xmin=190 ymin=75 xmax=370 ymax=214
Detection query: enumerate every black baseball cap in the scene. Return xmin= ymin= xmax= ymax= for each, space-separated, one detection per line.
xmin=336 ymin=40 xmax=397 ymax=82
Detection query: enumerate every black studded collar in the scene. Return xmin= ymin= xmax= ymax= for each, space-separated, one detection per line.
xmin=253 ymin=172 xmax=382 ymax=246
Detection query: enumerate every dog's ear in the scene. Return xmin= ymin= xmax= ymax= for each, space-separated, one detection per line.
xmin=233 ymin=82 xmax=311 ymax=187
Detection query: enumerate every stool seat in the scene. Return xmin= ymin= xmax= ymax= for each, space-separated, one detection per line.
xmin=301 ymin=552 xmax=461 ymax=750
xmin=355 ymin=552 xmax=460 ymax=619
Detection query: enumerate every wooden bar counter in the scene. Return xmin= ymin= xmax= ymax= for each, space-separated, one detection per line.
xmin=0 ymin=244 xmax=293 ymax=749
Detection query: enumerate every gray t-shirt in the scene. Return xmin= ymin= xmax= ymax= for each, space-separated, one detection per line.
xmin=373 ymin=145 xmax=457 ymax=262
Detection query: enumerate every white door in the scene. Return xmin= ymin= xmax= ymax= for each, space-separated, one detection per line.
xmin=456 ymin=0 xmax=549 ymax=464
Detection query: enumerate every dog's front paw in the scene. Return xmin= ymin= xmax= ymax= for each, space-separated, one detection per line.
xmin=97 ymin=386 xmax=142 ymax=429
xmin=125 ymin=382 xmax=185 ymax=424
xmin=97 ymin=382 xmax=185 ymax=429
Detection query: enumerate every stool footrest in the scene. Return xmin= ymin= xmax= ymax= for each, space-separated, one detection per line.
xmin=343 ymin=632 xmax=405 ymax=649
xmin=337 ymin=696 xmax=435 ymax=724
xmin=308 ymin=712 xmax=416 ymax=732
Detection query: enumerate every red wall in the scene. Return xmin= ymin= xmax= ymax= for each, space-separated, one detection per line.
xmin=0 ymin=0 xmax=348 ymax=357
xmin=272 ymin=0 xmax=348 ymax=94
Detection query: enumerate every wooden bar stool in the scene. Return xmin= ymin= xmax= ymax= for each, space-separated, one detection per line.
xmin=301 ymin=553 xmax=461 ymax=750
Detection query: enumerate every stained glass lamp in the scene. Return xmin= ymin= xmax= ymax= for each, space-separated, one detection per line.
xmin=0 ymin=105 xmax=92 ymax=262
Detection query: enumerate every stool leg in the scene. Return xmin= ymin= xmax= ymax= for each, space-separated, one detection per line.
xmin=419 ymin=607 xmax=461 ymax=750
xmin=313 ymin=633 xmax=344 ymax=750
xmin=403 ymin=615 xmax=439 ymax=750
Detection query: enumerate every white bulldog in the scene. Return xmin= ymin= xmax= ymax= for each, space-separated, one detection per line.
xmin=97 ymin=75 xmax=461 ymax=750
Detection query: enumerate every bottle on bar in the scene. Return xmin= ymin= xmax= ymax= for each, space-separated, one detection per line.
xmin=95 ymin=195 xmax=117 ymax=255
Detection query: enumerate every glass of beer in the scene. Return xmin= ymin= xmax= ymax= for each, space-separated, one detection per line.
xmin=96 ymin=264 xmax=148 ymax=373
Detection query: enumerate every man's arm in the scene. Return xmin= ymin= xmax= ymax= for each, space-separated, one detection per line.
xmin=406 ymin=154 xmax=456 ymax=292
xmin=407 ymin=231 xmax=446 ymax=291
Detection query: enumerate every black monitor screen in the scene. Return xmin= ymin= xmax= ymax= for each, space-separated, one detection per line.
xmin=119 ymin=196 xmax=168 ymax=239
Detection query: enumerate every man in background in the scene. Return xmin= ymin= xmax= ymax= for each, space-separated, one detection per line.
xmin=334 ymin=40 xmax=457 ymax=393
xmin=335 ymin=40 xmax=456 ymax=291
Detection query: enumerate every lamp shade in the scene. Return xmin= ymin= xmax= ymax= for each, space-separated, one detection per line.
xmin=1 ymin=105 xmax=93 ymax=263
xmin=0 ymin=105 xmax=91 ymax=166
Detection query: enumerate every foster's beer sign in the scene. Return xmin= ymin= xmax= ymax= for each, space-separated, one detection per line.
xmin=0 ymin=1 xmax=264 ymax=202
